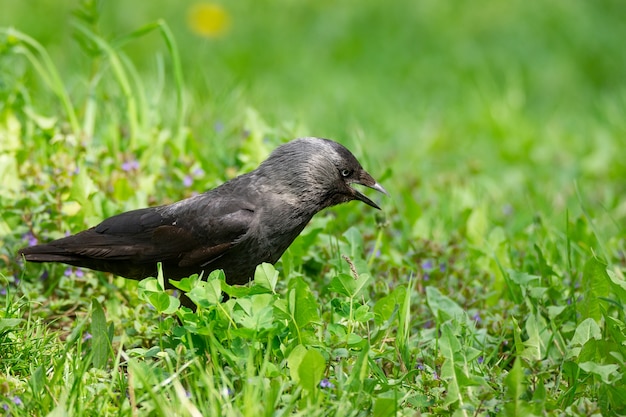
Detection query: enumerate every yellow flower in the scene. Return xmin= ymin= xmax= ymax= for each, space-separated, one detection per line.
xmin=187 ymin=2 xmax=231 ymax=38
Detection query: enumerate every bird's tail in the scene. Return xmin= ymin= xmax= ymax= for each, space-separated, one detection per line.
xmin=18 ymin=245 xmax=81 ymax=263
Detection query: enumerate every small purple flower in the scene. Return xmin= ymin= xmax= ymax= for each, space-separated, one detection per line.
xmin=183 ymin=175 xmax=193 ymax=187
xmin=24 ymin=232 xmax=38 ymax=247
xmin=423 ymin=272 xmax=430 ymax=281
xmin=416 ymin=363 xmax=425 ymax=371
xmin=40 ymin=270 xmax=49 ymax=281
xmin=421 ymin=259 xmax=434 ymax=271
xmin=472 ymin=312 xmax=482 ymax=323
xmin=64 ymin=267 xmax=84 ymax=278
xmin=192 ymin=167 xmax=205 ymax=177
xmin=214 ymin=121 xmax=224 ymax=132
xmin=83 ymin=332 xmax=93 ymax=342
xmin=122 ymin=159 xmax=140 ymax=172
xmin=0 ymin=288 xmax=6 ymax=296
xmin=477 ymin=356 xmax=484 ymax=364
xmin=439 ymin=262 xmax=446 ymax=272
xmin=12 ymin=396 xmax=22 ymax=406
xmin=319 ymin=378 xmax=334 ymax=389
xmin=432 ymin=371 xmax=439 ymax=380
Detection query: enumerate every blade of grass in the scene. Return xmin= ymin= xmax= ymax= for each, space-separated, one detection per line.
xmin=1 ymin=28 xmax=80 ymax=136
xmin=72 ymin=21 xmax=141 ymax=147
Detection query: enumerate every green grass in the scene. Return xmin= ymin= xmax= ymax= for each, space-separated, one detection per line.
xmin=1 ymin=0 xmax=626 ymax=415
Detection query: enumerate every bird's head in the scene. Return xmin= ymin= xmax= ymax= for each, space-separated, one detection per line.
xmin=260 ymin=137 xmax=388 ymax=210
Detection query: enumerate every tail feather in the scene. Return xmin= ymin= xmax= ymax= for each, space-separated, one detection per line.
xmin=18 ymin=245 xmax=82 ymax=263
xmin=17 ymin=242 xmax=157 ymax=280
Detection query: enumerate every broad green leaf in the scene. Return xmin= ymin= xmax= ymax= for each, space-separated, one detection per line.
xmin=347 ymin=333 xmax=364 ymax=346
xmin=139 ymin=277 xmax=160 ymax=293
xmin=290 ymin=277 xmax=320 ymax=328
xmin=254 ymin=262 xmax=278 ymax=292
xmin=579 ymin=257 xmax=610 ymax=322
xmin=373 ymin=286 xmax=406 ymax=326
xmin=503 ymin=358 xmax=533 ymax=416
xmin=440 ymin=323 xmax=474 ymax=408
xmin=373 ymin=294 xmax=396 ymax=326
xmin=188 ymin=279 xmax=222 ymax=307
xmin=343 ymin=226 xmax=364 ymax=253
xmin=152 ymin=292 xmax=180 ymax=314
xmin=69 ymin=164 xmax=98 ymax=204
xmin=329 ymin=272 xmax=373 ymax=299
xmin=273 ymin=298 xmax=289 ymax=320
xmin=329 ymin=273 xmax=356 ymax=297
xmin=373 ymin=396 xmax=397 ymax=417
xmin=169 ymin=274 xmax=201 ymax=292
xmin=546 ymin=305 xmax=567 ymax=320
xmin=90 ymin=298 xmax=109 ymax=369
xmin=297 ymin=348 xmax=326 ymax=392
xmin=331 ymin=298 xmax=351 ymax=318
xmin=354 ymin=303 xmax=374 ymax=322
xmin=439 ymin=322 xmax=462 ymax=359
xmin=507 ymin=270 xmax=541 ymax=287
xmin=0 ymin=318 xmax=22 ymax=332
xmin=607 ymin=268 xmax=626 ymax=291
xmin=606 ymin=268 xmax=626 ymax=303
xmin=28 ymin=366 xmax=45 ymax=396
xmin=578 ymin=362 xmax=621 ymax=384
xmin=426 ymin=286 xmax=464 ymax=321
xmin=287 ymin=344 xmax=308 ymax=383
xmin=522 ymin=313 xmax=548 ymax=362
xmin=234 ymin=294 xmax=274 ymax=331
xmin=352 ymin=273 xmax=373 ymax=298
xmin=61 ymin=201 xmax=82 ymax=216
xmin=138 ymin=275 xmax=181 ymax=312
xmin=571 ymin=318 xmax=602 ymax=346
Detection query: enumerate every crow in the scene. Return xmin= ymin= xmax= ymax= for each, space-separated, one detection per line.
xmin=18 ymin=137 xmax=387 ymax=307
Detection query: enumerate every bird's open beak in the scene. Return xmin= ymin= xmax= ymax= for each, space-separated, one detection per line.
xmin=352 ymin=171 xmax=388 ymax=210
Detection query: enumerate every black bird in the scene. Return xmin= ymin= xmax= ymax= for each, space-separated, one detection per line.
xmin=18 ymin=137 xmax=387 ymax=306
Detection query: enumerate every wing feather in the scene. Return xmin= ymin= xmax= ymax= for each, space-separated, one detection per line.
xmin=20 ymin=196 xmax=257 ymax=273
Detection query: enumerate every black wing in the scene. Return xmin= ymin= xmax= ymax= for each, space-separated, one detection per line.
xmin=19 ymin=195 xmax=256 ymax=278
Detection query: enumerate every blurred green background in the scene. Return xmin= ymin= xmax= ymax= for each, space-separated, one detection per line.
xmin=2 ymin=0 xmax=625 ymax=233
xmin=2 ymin=2 xmax=626 ymax=413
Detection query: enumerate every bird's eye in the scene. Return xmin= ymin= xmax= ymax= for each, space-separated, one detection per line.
xmin=341 ymin=169 xmax=353 ymax=177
